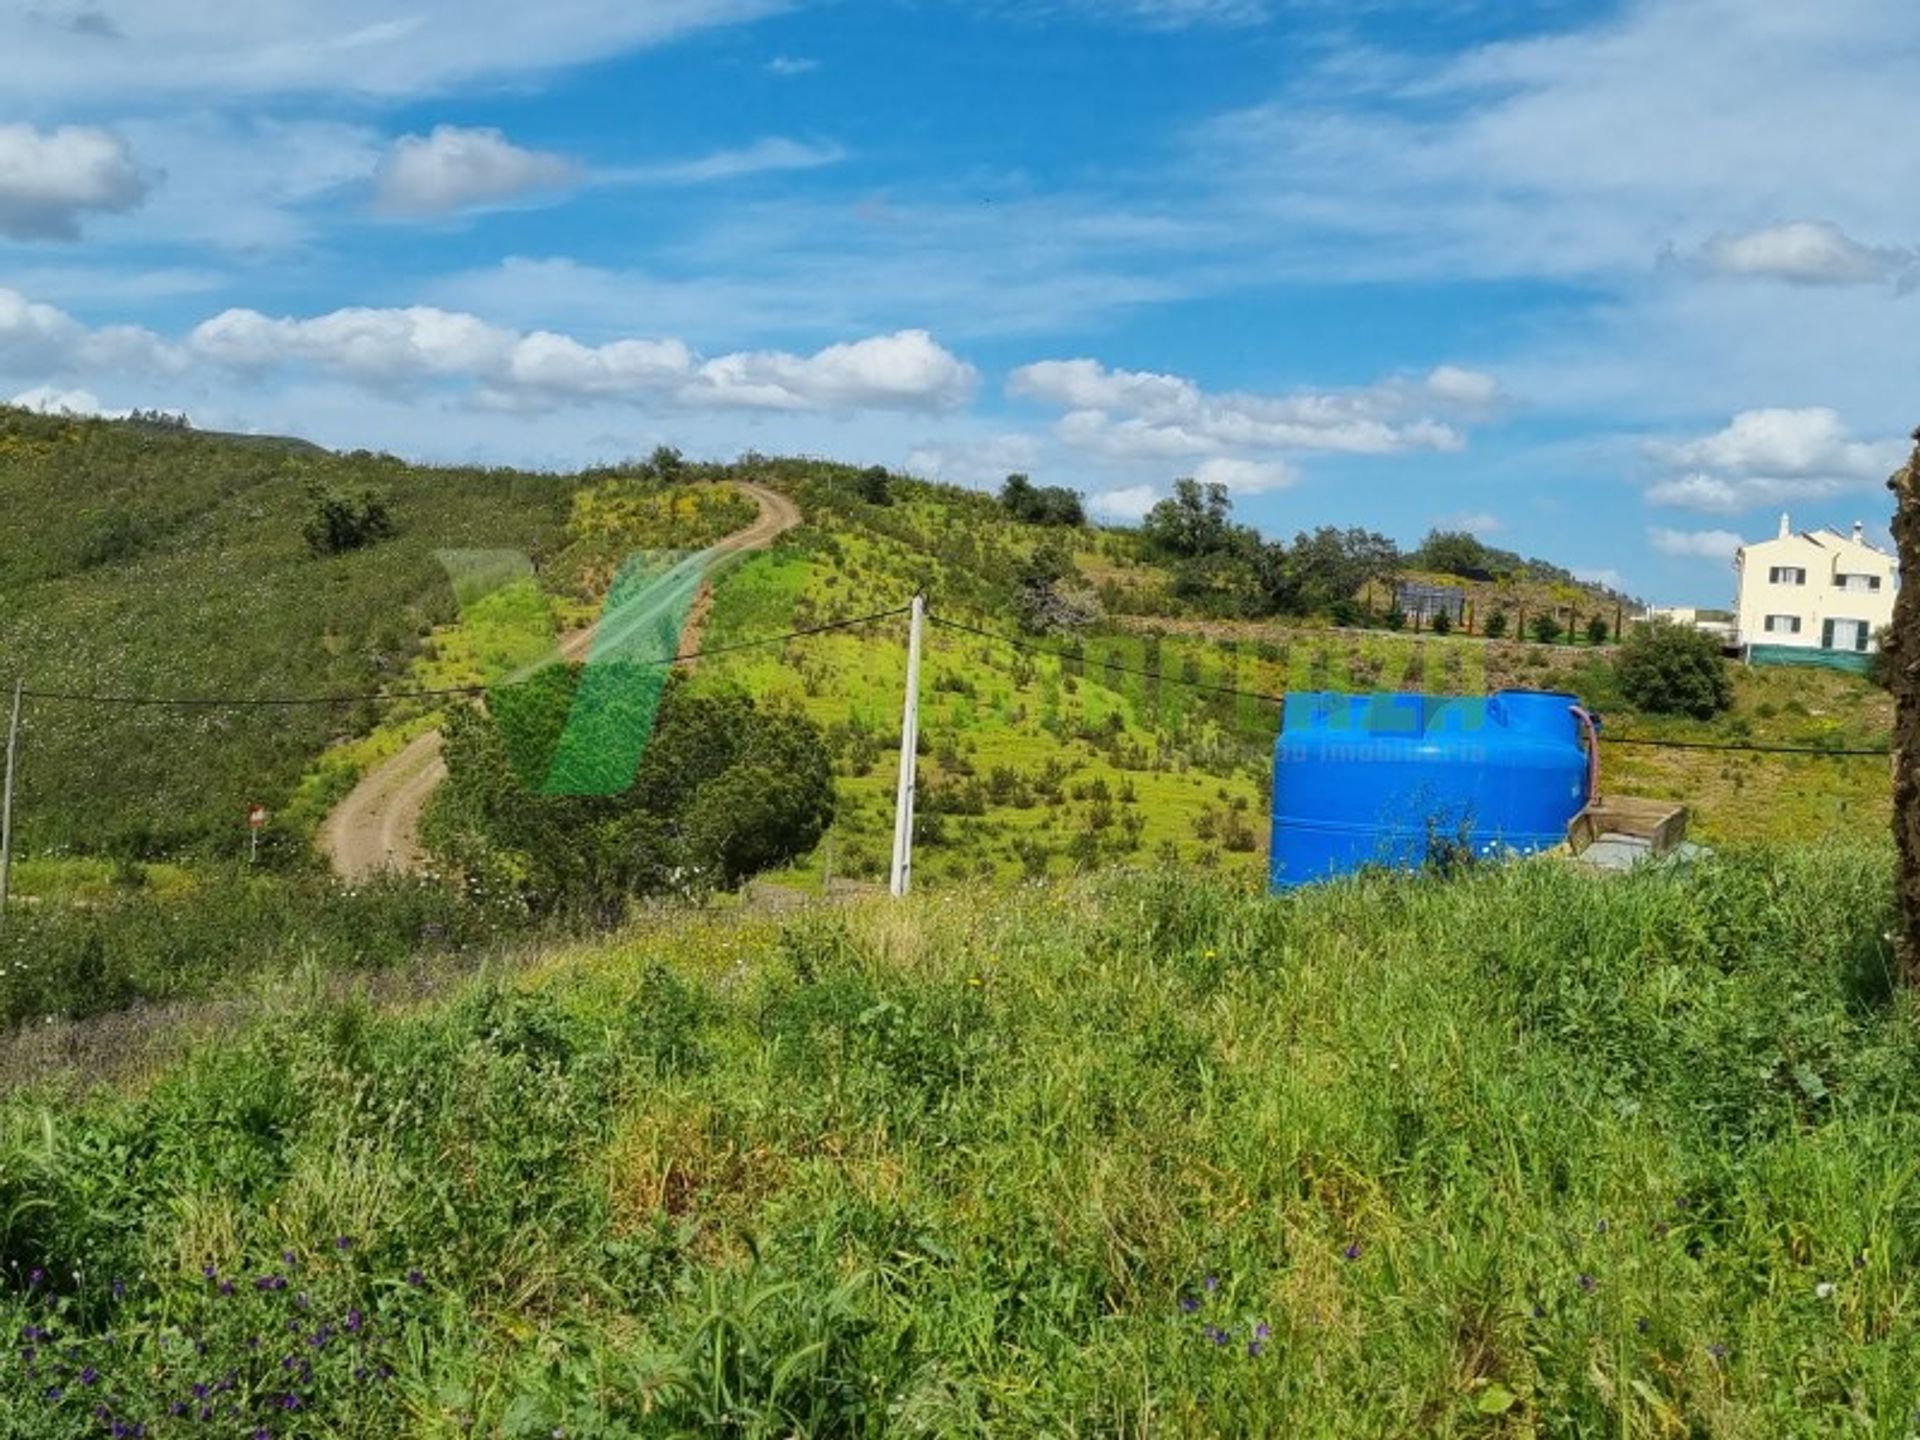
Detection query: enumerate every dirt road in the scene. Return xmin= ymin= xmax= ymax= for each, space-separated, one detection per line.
xmin=318 ymin=482 xmax=800 ymax=881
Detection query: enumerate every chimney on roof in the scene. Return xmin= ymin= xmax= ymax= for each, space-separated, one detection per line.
xmin=1854 ymin=520 xmax=1865 ymax=545
xmin=1779 ymin=512 xmax=1791 ymax=540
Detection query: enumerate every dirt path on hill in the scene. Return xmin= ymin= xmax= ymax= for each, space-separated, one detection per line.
xmin=318 ymin=482 xmax=800 ymax=880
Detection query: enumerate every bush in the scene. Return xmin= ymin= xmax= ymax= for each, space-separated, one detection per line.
xmin=302 ymin=483 xmax=396 ymax=556
xmin=1616 ymin=619 xmax=1735 ymax=718
xmin=1429 ymin=608 xmax=1452 ymax=636
xmin=1530 ymin=613 xmax=1564 ymax=644
xmin=1484 ymin=609 xmax=1509 ymax=639
xmin=1586 ymin=615 xmax=1610 ymax=645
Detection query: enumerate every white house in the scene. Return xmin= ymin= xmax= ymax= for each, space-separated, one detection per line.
xmin=1733 ymin=514 xmax=1895 ymax=657
xmin=1645 ymin=605 xmax=1736 ymax=644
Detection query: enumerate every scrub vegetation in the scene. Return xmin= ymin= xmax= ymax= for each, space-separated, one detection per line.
xmin=0 ymin=846 xmax=1912 ymax=1436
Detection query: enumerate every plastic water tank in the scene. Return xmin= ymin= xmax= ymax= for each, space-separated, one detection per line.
xmin=1269 ymin=689 xmax=1591 ymax=889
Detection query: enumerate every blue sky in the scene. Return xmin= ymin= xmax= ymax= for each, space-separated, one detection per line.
xmin=1 ymin=0 xmax=1915 ymax=600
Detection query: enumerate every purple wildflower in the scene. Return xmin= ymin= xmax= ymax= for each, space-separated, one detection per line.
xmin=79 ymin=1367 xmax=99 ymax=1385
xmin=219 ymin=1280 xmax=235 ymax=1297
xmin=344 ymin=1309 xmax=364 ymax=1333
xmin=1179 ymin=1296 xmax=1199 ymax=1314
xmin=1202 ymin=1275 xmax=1218 ymax=1293
xmin=335 ymin=1236 xmax=353 ymax=1251
xmin=1576 ymin=1274 xmax=1596 ymax=1293
xmin=406 ymin=1269 xmax=425 ymax=1288
xmin=1343 ymin=1242 xmax=1362 ymax=1262
xmin=1247 ymin=1340 xmax=1265 ymax=1357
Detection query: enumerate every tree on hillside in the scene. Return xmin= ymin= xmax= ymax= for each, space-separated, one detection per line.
xmin=1255 ymin=526 xmax=1400 ymax=617
xmin=1416 ymin=529 xmax=1499 ymax=580
xmin=302 ymin=483 xmax=396 ymax=556
xmin=855 ymin=466 xmax=893 ymax=505
xmin=1013 ymin=538 xmax=1103 ymax=633
xmin=999 ymin=474 xmax=1086 ymax=527
xmin=430 ymin=676 xmax=834 ymax=917
xmin=1142 ymin=478 xmax=1243 ymax=558
xmin=1615 ymin=620 xmax=1734 ymax=719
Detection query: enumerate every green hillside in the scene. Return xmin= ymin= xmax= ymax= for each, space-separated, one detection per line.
xmin=0 ymin=409 xmax=1895 ymax=891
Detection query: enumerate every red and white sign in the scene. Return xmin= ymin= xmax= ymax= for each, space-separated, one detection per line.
xmin=247 ymin=804 xmax=269 ymax=830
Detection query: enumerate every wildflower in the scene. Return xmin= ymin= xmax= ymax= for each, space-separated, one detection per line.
xmin=335 ymin=1236 xmax=353 ymax=1251
xmin=1854 ymin=1251 xmax=1868 ymax=1270
xmin=1202 ymin=1275 xmax=1218 ymax=1293
xmin=1815 ymin=1281 xmax=1835 ymax=1300
xmin=1595 ymin=1220 xmax=1609 ymax=1235
xmin=80 ymin=1367 xmax=99 ymax=1385
xmin=1247 ymin=1339 xmax=1265 ymax=1357
xmin=344 ymin=1309 xmax=364 ymax=1333
xmin=1179 ymin=1296 xmax=1199 ymax=1315
xmin=219 ymin=1280 xmax=235 ymax=1297
xmin=1635 ymin=1317 xmax=1649 ymax=1334
xmin=1707 ymin=1342 xmax=1729 ymax=1361
xmin=1343 ymin=1242 xmax=1362 ymax=1262
xmin=282 ymin=1251 xmax=296 ymax=1266
xmin=406 ymin=1269 xmax=425 ymax=1288
xmin=1577 ymin=1274 xmax=1596 ymax=1293
xmin=202 ymin=1264 xmax=217 ymax=1281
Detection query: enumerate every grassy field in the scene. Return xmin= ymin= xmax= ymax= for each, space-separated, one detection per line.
xmin=0 ymin=845 xmax=1911 ymax=1436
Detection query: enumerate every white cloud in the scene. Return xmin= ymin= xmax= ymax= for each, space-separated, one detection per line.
xmin=1065 ymin=0 xmax=1269 ymax=25
xmin=0 ymin=1 xmax=783 ymax=102
xmin=904 ymin=433 xmax=1042 ymax=488
xmin=374 ymin=126 xmax=580 ymax=216
xmin=1642 ymin=408 xmax=1904 ymax=517
xmin=686 ymin=329 xmax=976 ymax=411
xmin=8 ymin=385 xmax=112 ymax=416
xmin=1436 ymin=510 xmax=1502 ymax=535
xmin=1698 ymin=221 xmax=1912 ymax=287
xmin=766 ymin=55 xmax=817 ymax=75
xmin=0 ymin=287 xmax=177 ymax=375
xmin=623 ymin=137 xmax=844 ymax=185
xmin=1649 ymin=526 xmax=1744 ymax=561
xmin=1009 ymin=358 xmax=1493 ymax=462
xmin=1198 ymin=0 xmax=1920 ymax=285
xmin=1193 ymin=455 xmax=1298 ymax=494
xmin=1654 ymin=407 xmax=1902 ymax=481
xmin=1089 ymin=484 xmax=1159 ymax=521
xmin=0 ymin=123 xmax=146 ymax=240
xmin=0 ymin=287 xmax=976 ymax=418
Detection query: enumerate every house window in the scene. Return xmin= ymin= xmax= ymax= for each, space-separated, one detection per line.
xmin=1836 ymin=573 xmax=1883 ymax=593
xmin=1763 ymin=614 xmax=1802 ymax=635
xmin=1768 ymin=566 xmax=1807 ymax=585
xmin=1823 ymin=619 xmax=1871 ymax=652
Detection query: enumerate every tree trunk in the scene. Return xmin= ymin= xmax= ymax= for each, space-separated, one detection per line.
xmin=1889 ymin=431 xmax=1920 ymax=984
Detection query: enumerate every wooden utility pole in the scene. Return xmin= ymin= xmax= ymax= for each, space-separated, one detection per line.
xmin=0 ymin=681 xmax=21 ymax=932
xmin=1889 ymin=433 xmax=1920 ymax=982
xmin=890 ymin=595 xmax=926 ymax=898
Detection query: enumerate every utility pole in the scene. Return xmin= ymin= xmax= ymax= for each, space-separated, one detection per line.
xmin=890 ymin=595 xmax=926 ymax=898
xmin=0 ymin=681 xmax=21 ymax=932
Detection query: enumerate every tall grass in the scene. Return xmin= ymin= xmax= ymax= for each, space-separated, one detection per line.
xmin=1 ymin=846 xmax=1913 ymax=1435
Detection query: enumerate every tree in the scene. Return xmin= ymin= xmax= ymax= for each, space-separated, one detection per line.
xmin=1251 ymin=526 xmax=1399 ymax=618
xmin=1484 ymin=609 xmax=1510 ymax=639
xmin=1586 ymin=615 xmax=1610 ymax=646
xmin=1430 ymin=608 xmax=1452 ymax=636
xmin=1142 ymin=478 xmax=1240 ymax=559
xmin=430 ymin=675 xmax=835 ymax=916
xmin=999 ymin=473 xmax=1085 ymax=526
xmin=1530 ymin=613 xmax=1563 ymax=645
xmin=1012 ymin=538 xmax=1102 ymax=634
xmin=1615 ymin=620 xmax=1734 ymax=719
xmin=302 ymin=483 xmax=396 ymax=556
xmin=854 ymin=465 xmax=892 ymax=505
xmin=1415 ymin=529 xmax=1498 ymax=580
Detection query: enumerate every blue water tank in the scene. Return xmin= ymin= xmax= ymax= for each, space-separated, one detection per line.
xmin=1270 ymin=689 xmax=1592 ymax=889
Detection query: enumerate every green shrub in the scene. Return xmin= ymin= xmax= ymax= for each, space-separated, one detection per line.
xmin=1616 ymin=619 xmax=1735 ymax=718
xmin=302 ymin=483 xmax=397 ymax=556
xmin=1586 ymin=615 xmax=1610 ymax=645
xmin=1484 ymin=609 xmax=1510 ymax=639
xmin=1530 ymin=612 xmax=1563 ymax=644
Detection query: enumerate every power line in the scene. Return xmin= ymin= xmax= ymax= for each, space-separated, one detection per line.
xmin=14 ymin=605 xmax=914 ymax=710
xmin=1597 ymin=734 xmax=1890 ymax=758
xmin=925 ymin=612 xmax=1289 ymax=705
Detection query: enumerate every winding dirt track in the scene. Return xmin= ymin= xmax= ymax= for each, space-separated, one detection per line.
xmin=318 ymin=482 xmax=800 ymax=881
